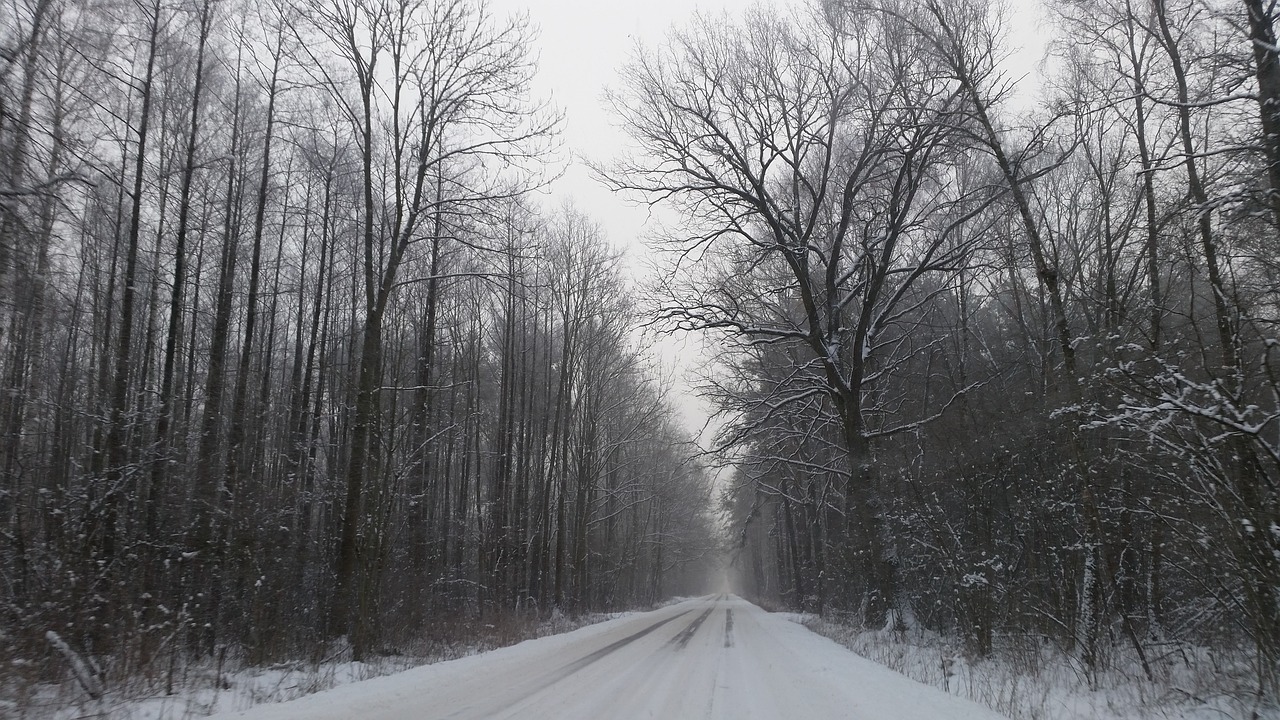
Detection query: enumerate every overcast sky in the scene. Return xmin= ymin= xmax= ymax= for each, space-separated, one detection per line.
xmin=485 ymin=0 xmax=1050 ymax=435
xmin=488 ymin=0 xmax=1048 ymax=251
xmin=484 ymin=0 xmax=766 ymax=268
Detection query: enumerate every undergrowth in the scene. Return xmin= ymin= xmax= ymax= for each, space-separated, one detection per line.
xmin=801 ymin=615 xmax=1278 ymax=720
xmin=4 ymin=608 xmax=619 ymax=719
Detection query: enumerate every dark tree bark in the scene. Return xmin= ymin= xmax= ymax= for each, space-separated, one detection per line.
xmin=1244 ymin=0 xmax=1280 ymax=230
xmin=148 ymin=0 xmax=213 ymax=540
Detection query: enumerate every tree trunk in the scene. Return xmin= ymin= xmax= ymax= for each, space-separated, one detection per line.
xmin=148 ymin=0 xmax=212 ymax=540
xmin=1244 ymin=0 xmax=1280 ymax=230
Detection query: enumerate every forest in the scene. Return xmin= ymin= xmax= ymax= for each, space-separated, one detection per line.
xmin=2 ymin=0 xmax=1279 ymax=712
xmin=0 ymin=0 xmax=720 ymax=701
xmin=611 ymin=0 xmax=1280 ymax=697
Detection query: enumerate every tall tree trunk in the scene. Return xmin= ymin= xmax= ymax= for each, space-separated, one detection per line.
xmin=191 ymin=55 xmax=245 ymax=656
xmin=225 ymin=39 xmax=282 ymax=520
xmin=148 ymin=0 xmax=212 ymax=540
xmin=1243 ymin=0 xmax=1280 ymax=230
xmin=332 ymin=34 xmax=380 ymax=651
xmin=1153 ymin=0 xmax=1238 ymax=367
xmin=97 ymin=0 xmax=163 ymax=581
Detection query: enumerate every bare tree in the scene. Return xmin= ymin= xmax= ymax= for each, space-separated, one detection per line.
xmin=607 ymin=3 xmax=988 ymax=625
xmin=295 ymin=0 xmax=555 ymax=654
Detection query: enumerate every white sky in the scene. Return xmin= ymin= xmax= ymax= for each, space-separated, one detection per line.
xmin=487 ymin=0 xmax=1050 ymax=438
xmin=487 ymin=0 xmax=756 ymax=272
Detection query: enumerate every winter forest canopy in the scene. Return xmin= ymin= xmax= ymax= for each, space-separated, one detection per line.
xmin=1 ymin=0 xmax=1279 ymax=711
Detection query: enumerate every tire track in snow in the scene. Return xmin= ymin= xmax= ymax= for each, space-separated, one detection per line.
xmin=723 ymin=608 xmax=734 ymax=648
xmin=665 ymin=607 xmax=714 ymax=650
xmin=447 ymin=608 xmax=695 ymax=718
xmin=556 ymin=609 xmax=692 ymax=674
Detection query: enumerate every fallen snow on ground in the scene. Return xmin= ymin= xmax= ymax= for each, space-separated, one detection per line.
xmin=803 ymin=615 xmax=1278 ymax=720
xmin=20 ymin=610 xmax=617 ymax=720
xmin=202 ymin=595 xmax=1008 ymax=720
xmin=32 ymin=596 xmax=1262 ymax=719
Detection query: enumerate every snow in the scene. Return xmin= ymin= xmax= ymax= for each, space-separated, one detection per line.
xmin=203 ymin=595 xmax=1009 ymax=720
xmin=26 ymin=611 xmax=621 ymax=719
xmin=801 ymin=617 xmax=1278 ymax=720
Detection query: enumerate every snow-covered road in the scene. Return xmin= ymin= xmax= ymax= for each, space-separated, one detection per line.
xmin=210 ymin=595 xmax=1006 ymax=719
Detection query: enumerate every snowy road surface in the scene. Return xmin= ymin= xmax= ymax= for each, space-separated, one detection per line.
xmin=210 ymin=595 xmax=1006 ymax=719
